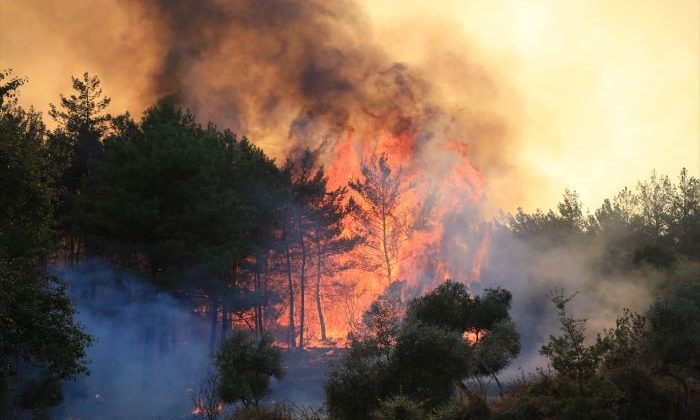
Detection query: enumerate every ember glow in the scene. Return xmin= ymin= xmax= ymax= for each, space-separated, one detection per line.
xmin=191 ymin=401 xmax=224 ymax=416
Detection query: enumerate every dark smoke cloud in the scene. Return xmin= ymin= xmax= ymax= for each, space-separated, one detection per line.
xmin=128 ymin=0 xmax=502 ymax=164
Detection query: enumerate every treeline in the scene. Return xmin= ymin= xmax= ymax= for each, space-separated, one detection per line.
xmin=45 ymin=73 xmax=364 ymax=352
xmin=505 ymin=171 xmax=699 ymax=267
xmin=2 ymin=71 xmax=375 ymax=352
xmin=43 ymin=73 xmax=420 ymax=353
xmin=2 ymin=67 xmax=698 ymax=419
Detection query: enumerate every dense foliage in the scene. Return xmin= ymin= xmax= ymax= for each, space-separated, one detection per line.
xmin=492 ymin=283 xmax=699 ymax=420
xmin=214 ymin=331 xmax=284 ymax=408
xmin=80 ymin=101 xmax=277 ymax=280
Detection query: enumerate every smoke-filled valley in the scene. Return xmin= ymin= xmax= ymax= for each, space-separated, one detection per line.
xmin=1 ymin=1 xmax=698 ymax=419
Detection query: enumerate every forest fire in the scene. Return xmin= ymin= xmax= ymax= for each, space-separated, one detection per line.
xmin=204 ymin=123 xmax=493 ymax=348
xmin=293 ymin=124 xmax=493 ymax=344
xmin=26 ymin=0 xmax=506 ymax=350
xmin=2 ymin=0 xmax=697 ymax=418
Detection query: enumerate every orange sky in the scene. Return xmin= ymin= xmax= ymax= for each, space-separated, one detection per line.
xmin=1 ymin=0 xmax=698 ymax=213
xmin=361 ymin=0 xmax=700 ymax=212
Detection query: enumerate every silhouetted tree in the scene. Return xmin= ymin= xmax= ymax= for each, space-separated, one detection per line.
xmin=408 ymin=281 xmax=520 ymax=395
xmin=309 ymin=173 xmax=359 ymax=341
xmin=671 ymin=168 xmax=700 ymax=257
xmin=278 ymin=152 xmax=324 ymax=349
xmin=540 ymin=289 xmax=610 ymax=396
xmin=48 ymin=72 xmax=111 ymax=262
xmin=214 ymin=331 xmax=283 ymax=408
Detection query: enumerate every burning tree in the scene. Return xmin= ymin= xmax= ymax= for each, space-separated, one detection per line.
xmin=279 ymin=152 xmax=325 ymax=349
xmin=277 ymin=151 xmax=359 ymax=348
xmin=349 ymin=153 xmax=410 ymax=285
xmin=310 ymin=176 xmax=360 ymax=342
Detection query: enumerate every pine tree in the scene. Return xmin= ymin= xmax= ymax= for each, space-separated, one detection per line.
xmin=48 ymin=72 xmax=111 ymax=262
xmin=348 ymin=153 xmax=409 ymax=285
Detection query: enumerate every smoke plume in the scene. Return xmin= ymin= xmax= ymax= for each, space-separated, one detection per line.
xmin=477 ymin=228 xmax=672 ymax=379
xmin=127 ymin=0 xmax=507 ymax=172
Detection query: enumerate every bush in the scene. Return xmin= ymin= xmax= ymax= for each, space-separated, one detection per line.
xmin=325 ymin=281 xmax=519 ymax=418
xmin=390 ymin=320 xmax=471 ymax=408
xmin=215 ymin=331 xmax=284 ymax=408
xmin=324 ymin=339 xmax=392 ymax=419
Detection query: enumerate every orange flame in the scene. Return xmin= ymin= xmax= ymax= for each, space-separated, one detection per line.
xmin=301 ymin=127 xmax=492 ymax=344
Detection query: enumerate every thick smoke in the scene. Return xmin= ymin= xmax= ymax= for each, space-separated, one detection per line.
xmin=128 ymin=0 xmax=507 ymax=167
xmin=126 ymin=0 xmax=508 ymax=292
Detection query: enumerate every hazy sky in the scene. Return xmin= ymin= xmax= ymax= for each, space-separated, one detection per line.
xmin=1 ymin=0 xmax=698 ymax=212
xmin=361 ymin=0 xmax=700 ymax=210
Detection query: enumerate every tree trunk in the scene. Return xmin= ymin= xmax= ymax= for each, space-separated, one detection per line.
xmin=298 ymin=213 xmax=307 ymax=350
xmin=315 ymin=238 xmax=327 ymax=341
xmin=480 ymin=361 xmax=504 ymax=398
xmin=285 ymin=241 xmax=296 ymax=349
xmin=381 ymin=205 xmax=392 ymax=284
xmin=254 ymin=264 xmax=262 ymax=336
xmin=261 ymin=254 xmax=269 ymax=334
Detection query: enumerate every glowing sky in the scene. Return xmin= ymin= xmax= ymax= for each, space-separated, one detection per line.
xmin=1 ymin=0 xmax=698 ymax=212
